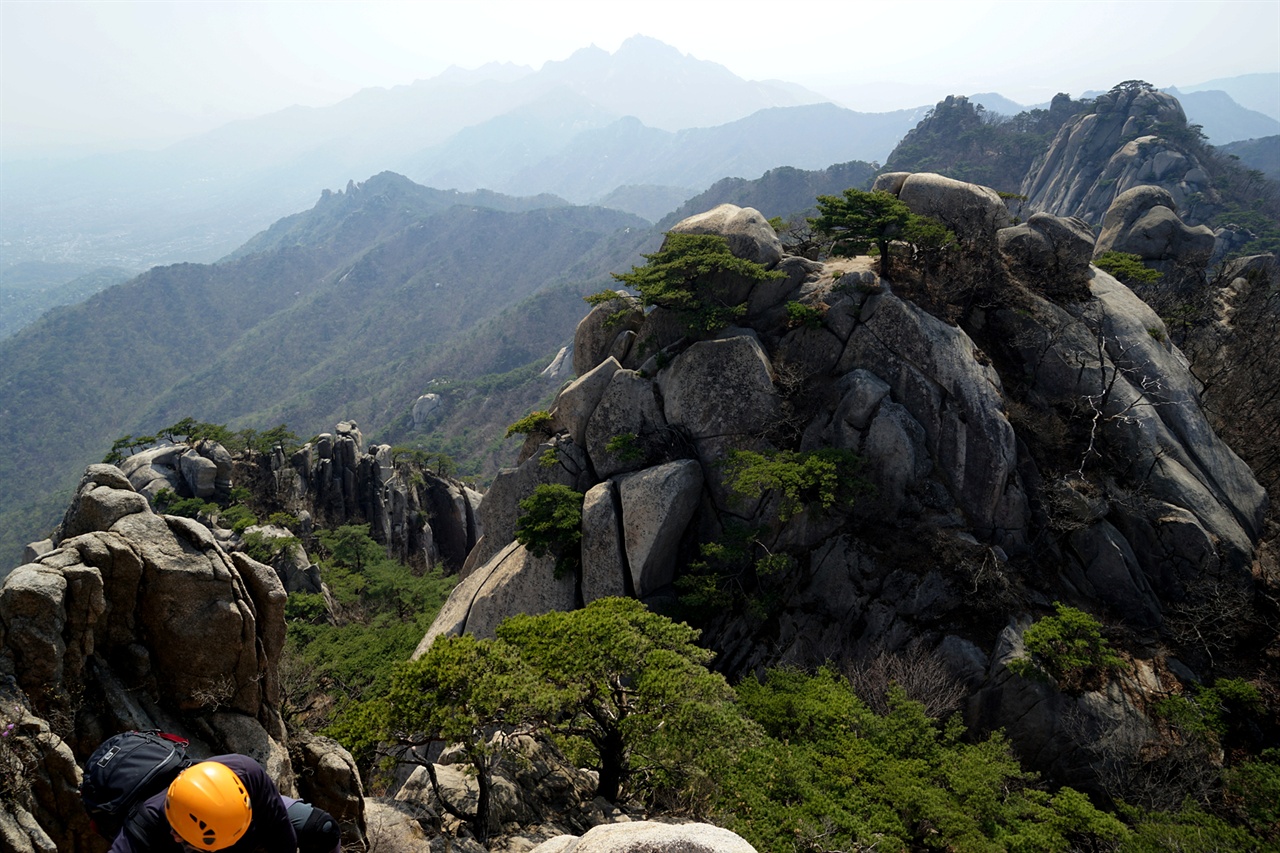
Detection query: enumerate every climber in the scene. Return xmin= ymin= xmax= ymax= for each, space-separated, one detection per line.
xmin=107 ymin=755 xmax=341 ymax=853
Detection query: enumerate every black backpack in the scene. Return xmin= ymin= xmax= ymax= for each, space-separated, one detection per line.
xmin=81 ymin=730 xmax=192 ymax=841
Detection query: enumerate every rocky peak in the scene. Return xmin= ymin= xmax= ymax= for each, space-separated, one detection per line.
xmin=423 ymin=179 xmax=1269 ymax=794
xmin=1021 ymin=81 xmax=1218 ymax=224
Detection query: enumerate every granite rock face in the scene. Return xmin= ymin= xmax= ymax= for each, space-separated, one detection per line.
xmin=1021 ymin=85 xmax=1217 ymax=224
xmin=423 ymin=183 xmax=1268 ymax=797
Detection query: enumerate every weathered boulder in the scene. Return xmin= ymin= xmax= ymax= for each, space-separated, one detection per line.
xmin=412 ymin=392 xmax=444 ymax=428
xmin=531 ymin=821 xmax=757 ymax=853
xmin=657 ymin=332 xmax=778 ymax=442
xmin=417 ymin=542 xmax=576 ymax=649
xmin=58 ymin=465 xmax=150 ymax=541
xmin=836 ymin=293 xmax=1027 ymax=547
xmin=896 ymin=172 xmax=1011 ymax=243
xmin=584 ymin=371 xmax=667 ymax=480
xmin=291 ymin=733 xmax=368 ymax=848
xmin=463 ymin=436 xmax=590 ymax=575
xmin=871 ymin=171 xmax=911 ymax=195
xmin=617 ymin=461 xmax=704 ymax=597
xmin=998 ymin=212 xmax=1096 ymax=284
xmin=580 ymin=481 xmax=628 ymax=603
xmin=1093 ymin=185 xmax=1214 ymax=266
xmin=553 ymin=357 xmax=622 ymax=449
xmin=574 ymin=292 xmax=644 ymax=377
xmin=666 ymin=203 xmax=782 ymax=269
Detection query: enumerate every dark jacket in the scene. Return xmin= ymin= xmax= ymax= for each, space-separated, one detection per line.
xmin=108 ymin=754 xmax=297 ymax=853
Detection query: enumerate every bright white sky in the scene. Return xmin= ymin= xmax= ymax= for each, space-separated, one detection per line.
xmin=3 ymin=0 xmax=1278 ymax=157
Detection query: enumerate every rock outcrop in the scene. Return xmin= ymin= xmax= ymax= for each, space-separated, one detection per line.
xmin=1021 ymin=83 xmax=1217 ymax=224
xmin=421 ymin=178 xmax=1269 ymax=795
xmin=1093 ymin=185 xmax=1216 ymax=271
xmin=0 ymin=464 xmax=367 ymax=849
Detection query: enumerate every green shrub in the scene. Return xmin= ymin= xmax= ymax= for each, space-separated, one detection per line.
xmin=505 ymin=410 xmax=553 ymax=439
xmin=722 ymin=667 xmax=1129 ymax=852
xmin=1155 ymin=677 xmax=1263 ymax=740
xmin=514 ymin=484 xmax=584 ymax=578
xmin=605 ymin=432 xmax=644 ymax=463
xmin=1094 ymin=251 xmax=1162 ymax=285
xmin=153 ymin=488 xmax=216 ymax=519
xmin=267 ymin=511 xmax=300 ymax=530
xmin=722 ymin=448 xmax=869 ymax=520
xmin=784 ymin=301 xmax=824 ymax=330
xmin=240 ymin=530 xmax=299 ymax=564
xmin=610 ymin=232 xmax=784 ymax=334
xmin=676 ymin=523 xmax=792 ymax=621
xmin=219 ymin=504 xmax=258 ymax=534
xmin=283 ymin=592 xmax=328 ymax=623
xmin=1009 ymin=603 xmax=1126 ymax=693
xmin=1225 ymin=749 xmax=1280 ymax=838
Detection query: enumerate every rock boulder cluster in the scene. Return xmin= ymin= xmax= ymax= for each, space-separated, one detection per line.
xmin=422 ymin=186 xmax=1268 ymax=794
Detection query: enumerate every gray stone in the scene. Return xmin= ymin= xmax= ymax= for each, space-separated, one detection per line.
xmin=532 ymin=821 xmax=757 ymax=853
xmin=618 ymin=461 xmax=704 ymax=597
xmin=574 ymin=292 xmax=644 ymax=377
xmin=581 ymin=482 xmax=627 ymax=603
xmin=837 ymin=293 xmax=1026 ymax=545
xmin=180 ymin=449 xmax=218 ymax=499
xmin=998 ymin=213 xmax=1096 ymax=281
xmin=464 ymin=436 xmax=591 ymax=574
xmin=871 ymin=172 xmax=911 ymax=194
xmin=897 ymin=172 xmax=1011 ymax=243
xmin=412 ymin=392 xmax=444 ymax=428
xmin=584 ymin=371 xmax=667 ymax=479
xmin=1094 ymin=187 xmax=1214 ymax=265
xmin=58 ymin=467 xmax=151 ymax=543
xmin=657 ymin=333 xmax=778 ymax=440
xmin=862 ymin=401 xmax=930 ymax=520
xmin=667 ymin=203 xmax=783 ymax=269
xmin=552 ymin=357 xmax=622 ymax=449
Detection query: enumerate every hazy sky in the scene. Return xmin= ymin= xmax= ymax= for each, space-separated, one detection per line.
xmin=3 ymin=0 xmax=1278 ymax=157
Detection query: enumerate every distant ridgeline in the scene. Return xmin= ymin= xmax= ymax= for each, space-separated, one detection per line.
xmin=0 ymin=164 xmax=880 ymax=567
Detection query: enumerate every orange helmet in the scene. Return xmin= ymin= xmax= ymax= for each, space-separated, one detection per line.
xmin=164 ymin=761 xmax=252 ymax=850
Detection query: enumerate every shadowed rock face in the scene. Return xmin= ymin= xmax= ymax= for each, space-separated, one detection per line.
xmin=423 ymin=176 xmax=1268 ymax=794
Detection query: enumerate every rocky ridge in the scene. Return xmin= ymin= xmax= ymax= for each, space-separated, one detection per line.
xmin=425 ymin=185 xmax=1270 ymax=793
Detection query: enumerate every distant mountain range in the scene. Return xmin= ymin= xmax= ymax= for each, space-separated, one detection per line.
xmin=0 ymin=156 xmax=887 ymax=566
xmin=2 ymin=34 xmax=1272 ymax=333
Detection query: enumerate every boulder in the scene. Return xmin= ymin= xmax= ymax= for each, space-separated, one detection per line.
xmin=553 ymin=357 xmax=622 ymax=449
xmin=837 ymin=294 xmax=1026 ymax=546
xmin=584 ymin=371 xmax=667 ymax=480
xmin=580 ymin=481 xmax=628 ymax=603
xmin=531 ymin=821 xmax=757 ymax=853
xmin=291 ymin=733 xmax=368 ymax=847
xmin=417 ymin=542 xmax=576 ymax=645
xmin=617 ymin=461 xmax=704 ymax=597
xmin=871 ymin=171 xmax=911 ymax=195
xmin=1094 ymin=186 xmax=1214 ymax=266
xmin=657 ymin=332 xmax=778 ymax=441
xmin=462 ymin=436 xmax=590 ymax=575
xmin=58 ymin=465 xmax=150 ymax=540
xmin=667 ymin=203 xmax=783 ymax=269
xmin=998 ymin=213 xmax=1096 ymax=282
xmin=574 ymin=292 xmax=644 ymax=377
xmin=897 ymin=172 xmax=1011 ymax=243
xmin=412 ymin=392 xmax=444 ymax=428
xmin=180 ymin=449 xmax=219 ymax=498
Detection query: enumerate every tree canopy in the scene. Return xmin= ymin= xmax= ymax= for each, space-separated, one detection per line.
xmin=810 ymin=188 xmax=955 ymax=278
xmin=604 ymin=232 xmax=784 ymax=333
